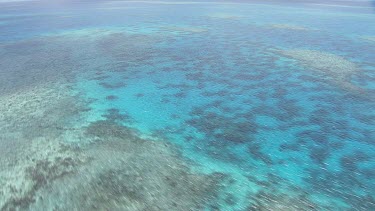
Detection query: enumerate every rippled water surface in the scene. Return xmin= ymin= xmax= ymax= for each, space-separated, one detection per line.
xmin=0 ymin=0 xmax=374 ymax=210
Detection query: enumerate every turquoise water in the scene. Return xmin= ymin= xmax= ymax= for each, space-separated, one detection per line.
xmin=0 ymin=0 xmax=374 ymax=210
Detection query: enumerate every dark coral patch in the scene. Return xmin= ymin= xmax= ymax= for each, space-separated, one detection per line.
xmin=174 ymin=92 xmax=187 ymax=98
xmin=170 ymin=114 xmax=180 ymax=119
xmin=92 ymin=75 xmax=110 ymax=81
xmin=248 ymin=144 xmax=273 ymax=165
xmin=161 ymin=98 xmax=171 ymax=103
xmin=309 ymin=147 xmax=330 ymax=165
xmin=296 ymin=130 xmax=328 ymax=145
xmin=102 ymin=108 xmax=134 ymax=124
xmin=279 ymin=142 xmax=301 ymax=152
xmin=105 ymin=95 xmax=119 ymax=101
xmin=214 ymin=130 xmax=249 ymax=144
xmin=99 ymin=82 xmax=126 ymax=89
xmin=135 ymin=93 xmax=145 ymax=98
xmin=340 ymin=151 xmax=370 ymax=172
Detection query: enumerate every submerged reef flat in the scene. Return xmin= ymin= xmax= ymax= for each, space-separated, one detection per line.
xmin=278 ymin=49 xmax=364 ymax=93
xmin=248 ymin=190 xmax=316 ymax=211
xmin=206 ymin=13 xmax=241 ymax=20
xmin=0 ymin=31 xmax=221 ymax=210
xmin=1 ymin=2 xmax=374 ymax=209
xmin=0 ymin=81 xmax=87 ymax=209
xmin=0 ymin=138 xmax=86 ymax=210
xmin=362 ymin=36 xmax=375 ymax=43
xmin=0 ymin=82 xmax=85 ymax=139
xmin=0 ymin=37 xmax=78 ymax=94
xmin=95 ymin=31 xmax=167 ymax=66
xmin=267 ymin=24 xmax=312 ymax=31
xmin=279 ymin=49 xmax=357 ymax=78
xmin=35 ymin=120 xmax=220 ymax=210
xmin=0 ymin=85 xmax=221 ymax=210
xmin=159 ymin=25 xmax=208 ymax=34
xmin=4 ymin=120 xmax=221 ymax=210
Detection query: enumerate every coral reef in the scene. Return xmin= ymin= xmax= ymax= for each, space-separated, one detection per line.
xmin=24 ymin=120 xmax=221 ymax=210
xmin=267 ymin=24 xmax=312 ymax=31
xmin=96 ymin=32 xmax=165 ymax=64
xmin=1 ymin=7 xmax=374 ymax=210
xmin=0 ymin=88 xmax=221 ymax=210
xmin=0 ymin=68 xmax=88 ymax=210
xmin=0 ymin=82 xmax=86 ymax=139
xmin=207 ymin=14 xmax=241 ymax=20
xmin=279 ymin=49 xmax=357 ymax=79
xmin=0 ymin=32 xmax=222 ymax=210
xmin=362 ymin=36 xmax=375 ymax=43
xmin=105 ymin=95 xmax=119 ymax=100
xmin=159 ymin=26 xmax=208 ymax=34
xmin=278 ymin=49 xmax=364 ymax=93
xmin=99 ymin=81 xmax=126 ymax=89
xmin=247 ymin=191 xmax=317 ymax=211
xmin=0 ymin=135 xmax=86 ymax=210
xmin=0 ymin=37 xmax=79 ymax=95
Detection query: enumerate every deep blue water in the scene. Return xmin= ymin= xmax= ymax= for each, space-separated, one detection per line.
xmin=0 ymin=0 xmax=374 ymax=210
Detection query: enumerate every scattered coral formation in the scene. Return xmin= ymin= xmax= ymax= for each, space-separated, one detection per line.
xmin=1 ymin=11 xmax=374 ymax=210
xmin=0 ymin=32 xmax=222 ymax=210
xmin=0 ymin=81 xmax=221 ymax=210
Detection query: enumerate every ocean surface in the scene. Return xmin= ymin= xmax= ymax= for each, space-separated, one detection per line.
xmin=0 ymin=0 xmax=374 ymax=210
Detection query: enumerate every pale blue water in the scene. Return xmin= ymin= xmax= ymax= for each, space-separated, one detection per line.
xmin=0 ymin=0 xmax=374 ymax=210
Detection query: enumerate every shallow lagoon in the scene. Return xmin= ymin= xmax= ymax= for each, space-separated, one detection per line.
xmin=0 ymin=0 xmax=374 ymax=210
